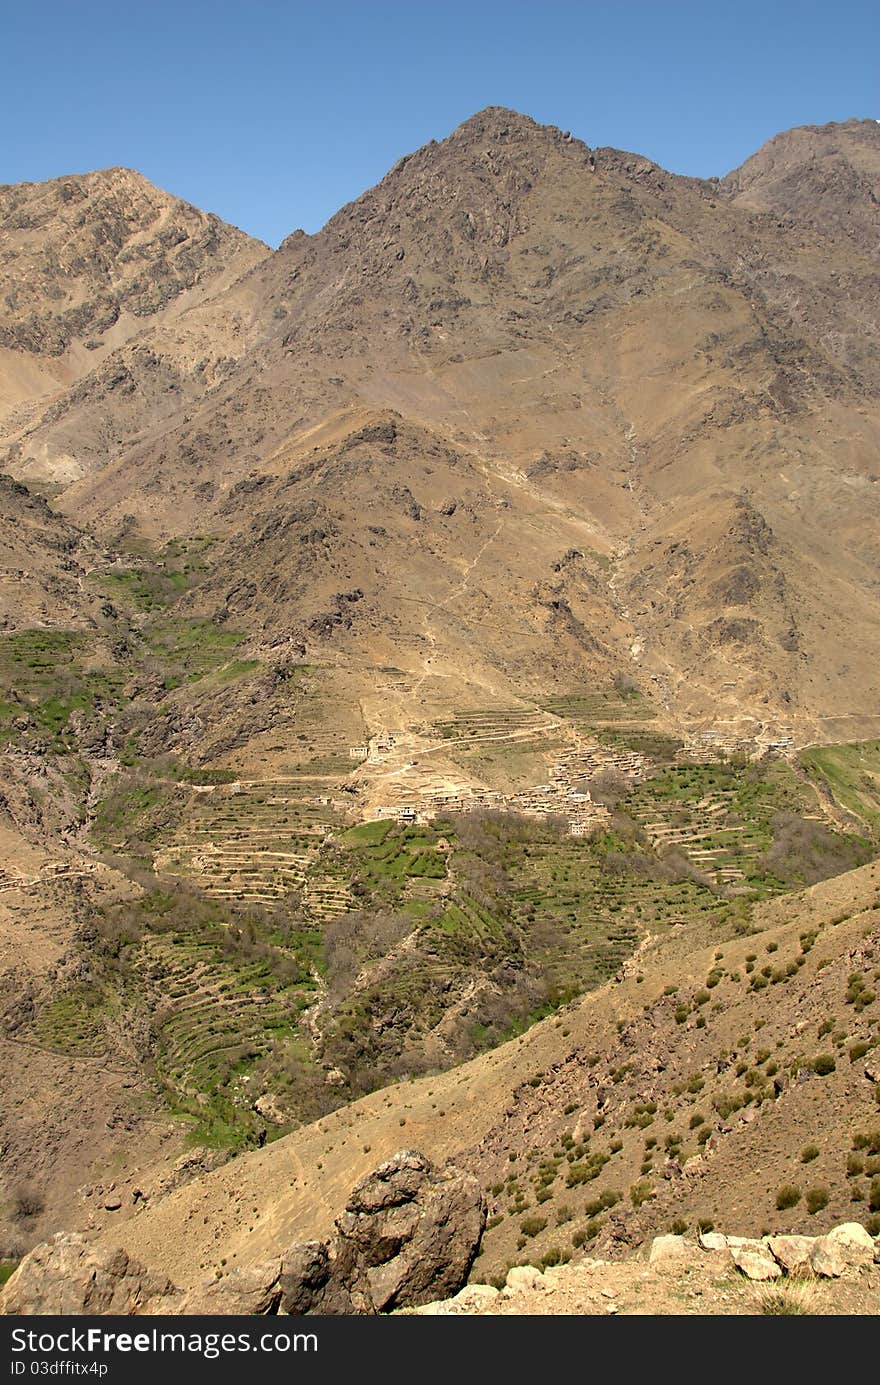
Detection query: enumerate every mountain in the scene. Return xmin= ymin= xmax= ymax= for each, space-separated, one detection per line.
xmin=0 ymin=166 xmax=268 ymax=480
xmin=722 ymin=117 xmax=880 ymax=253
xmin=1 ymin=112 xmax=879 ymax=1310
xmin=3 ymin=110 xmax=879 ymax=734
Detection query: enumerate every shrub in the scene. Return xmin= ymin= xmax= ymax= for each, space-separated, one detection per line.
xmin=800 ymin=1145 xmax=820 ymax=1164
xmin=11 ymin=1187 xmax=44 ymax=1222
xmin=805 ymin=1187 xmax=829 ymax=1214
xmin=760 ymin=1282 xmax=816 ymax=1315
xmin=520 ymin=1216 xmax=547 ymax=1238
xmin=540 ymin=1247 xmax=570 ymax=1269
xmin=630 ymin=1179 xmax=653 ymax=1208
xmin=869 ymin=1178 xmax=880 ymax=1213
xmin=810 ymin=1054 xmax=836 ymax=1076
xmin=776 ymin=1185 xmax=801 ymax=1210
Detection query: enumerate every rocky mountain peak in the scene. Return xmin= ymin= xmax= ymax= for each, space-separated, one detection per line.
xmin=722 ymin=119 xmax=880 ymax=250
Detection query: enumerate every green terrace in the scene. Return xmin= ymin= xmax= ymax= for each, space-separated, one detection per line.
xmin=26 ymin=883 xmax=327 ymax=1148
xmin=141 ymin=618 xmax=254 ymax=690
xmin=538 ymin=688 xmax=658 ymax=725
xmin=623 ymin=759 xmax=871 ymax=893
xmin=800 ymin=740 xmax=880 ymax=839
xmin=87 ymin=535 xmax=219 ymax=613
xmin=337 ymin=819 xmax=448 ymax=902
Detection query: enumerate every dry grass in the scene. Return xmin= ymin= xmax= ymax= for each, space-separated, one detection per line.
xmin=758 ymin=1276 xmax=819 ymax=1315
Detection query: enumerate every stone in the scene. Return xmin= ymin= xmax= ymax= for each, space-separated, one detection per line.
xmin=810 ymin=1223 xmax=876 ymax=1278
xmin=0 ymin=1234 xmax=179 ymax=1315
xmin=332 ymin=1150 xmax=485 ymax=1313
xmin=254 ymin=1093 xmax=287 ymax=1125
xmin=1 ymin=1151 xmax=486 ymax=1319
xmin=864 ymin=1051 xmax=880 ymax=1083
xmin=729 ymin=1242 xmax=783 ymax=1281
xmin=765 ymin=1234 xmax=815 ymax=1274
xmin=648 ymin=1234 xmax=693 ymax=1265
xmin=279 ymin=1241 xmax=350 ymax=1315
xmin=179 ymin=1261 xmax=282 ymax=1315
xmin=450 ymin=1284 xmax=499 ymax=1308
xmin=699 ymin=1232 xmax=728 ymax=1252
xmin=504 ymin=1265 xmax=545 ymax=1294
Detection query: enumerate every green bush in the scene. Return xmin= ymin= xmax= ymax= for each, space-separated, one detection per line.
xmin=630 ymin=1179 xmax=653 ymax=1208
xmin=776 ymin=1185 xmax=801 ymax=1210
xmin=520 ymin=1216 xmax=547 ymax=1238
xmin=805 ymin=1187 xmax=829 ymax=1214
xmin=810 ymin=1054 xmax=836 ymax=1076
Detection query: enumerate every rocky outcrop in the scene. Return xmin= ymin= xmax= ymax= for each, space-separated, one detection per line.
xmin=1 ymin=1152 xmax=486 ymax=1317
xmin=331 ymin=1149 xmax=486 ymax=1312
xmin=180 ymin=1150 xmax=486 ymax=1316
xmin=0 ymin=1234 xmax=179 ymax=1315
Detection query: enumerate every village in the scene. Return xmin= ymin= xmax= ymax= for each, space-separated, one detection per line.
xmin=349 ymin=715 xmax=797 ymax=837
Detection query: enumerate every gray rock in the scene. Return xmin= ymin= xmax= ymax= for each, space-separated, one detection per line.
xmin=699 ymin=1231 xmax=729 ymax=1252
xmin=179 ymin=1261 xmax=282 ymax=1315
xmin=332 ymin=1150 xmax=486 ymax=1312
xmin=279 ymin=1240 xmax=351 ymax=1315
xmin=0 ymin=1152 xmax=486 ymax=1318
xmin=504 ymin=1265 xmax=546 ymax=1294
xmin=648 ymin=1234 xmax=693 ymax=1265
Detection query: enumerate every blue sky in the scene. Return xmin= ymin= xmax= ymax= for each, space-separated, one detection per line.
xmin=3 ymin=1 xmax=878 ymax=246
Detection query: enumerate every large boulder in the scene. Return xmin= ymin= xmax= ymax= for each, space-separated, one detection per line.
xmin=729 ymin=1240 xmax=782 ymax=1281
xmin=0 ymin=1234 xmax=179 ymax=1315
xmin=810 ymin=1223 xmax=876 ymax=1278
xmin=648 ymin=1234 xmax=696 ymax=1267
xmin=279 ymin=1241 xmax=352 ymax=1315
xmin=178 ymin=1260 xmax=282 ymax=1315
xmin=328 ymin=1150 xmax=486 ymax=1313
xmin=764 ymin=1234 xmax=815 ymax=1274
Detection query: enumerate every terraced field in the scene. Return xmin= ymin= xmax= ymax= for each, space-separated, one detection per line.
xmin=800 ymin=740 xmax=880 ymax=838
xmin=432 ymin=706 xmax=558 ymax=746
xmin=623 ymin=761 xmax=869 ymax=893
xmin=156 ymin=778 xmax=352 ymax=911
xmin=138 ymin=930 xmax=314 ymax=1137
xmin=538 ymin=689 xmax=659 ymax=726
